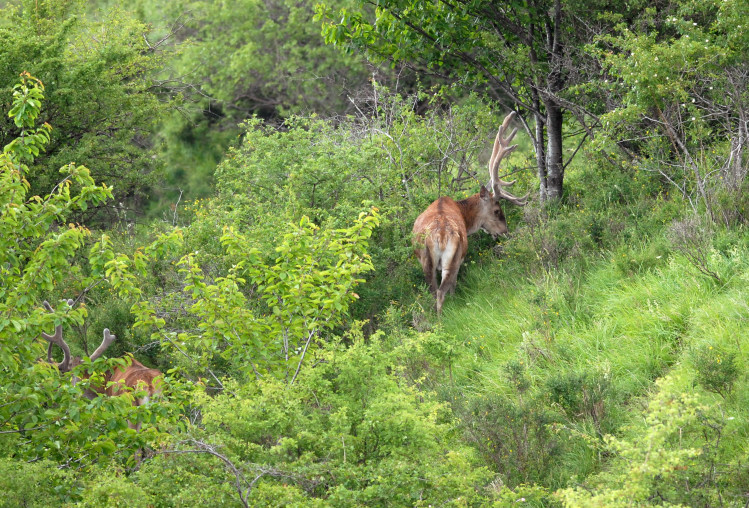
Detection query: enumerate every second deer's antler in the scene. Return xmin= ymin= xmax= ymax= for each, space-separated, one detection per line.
xmin=41 ymin=300 xmax=74 ymax=372
xmin=90 ymin=329 xmax=116 ymax=361
xmin=42 ymin=300 xmax=116 ymax=373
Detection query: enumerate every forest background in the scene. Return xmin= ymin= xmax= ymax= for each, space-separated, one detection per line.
xmin=1 ymin=0 xmax=748 ymax=506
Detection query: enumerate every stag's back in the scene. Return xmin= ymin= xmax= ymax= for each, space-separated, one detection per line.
xmin=413 ymin=197 xmax=469 ymax=271
xmin=106 ymin=357 xmax=164 ymax=404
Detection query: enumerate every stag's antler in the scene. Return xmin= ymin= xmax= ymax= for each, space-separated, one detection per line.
xmin=90 ymin=328 xmax=116 ymax=361
xmin=41 ymin=300 xmax=74 ymax=372
xmin=489 ymin=112 xmax=529 ymax=206
xmin=42 ymin=300 xmax=117 ymax=373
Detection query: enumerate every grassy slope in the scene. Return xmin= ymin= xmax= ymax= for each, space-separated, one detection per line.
xmin=427 ymin=220 xmax=749 ymax=497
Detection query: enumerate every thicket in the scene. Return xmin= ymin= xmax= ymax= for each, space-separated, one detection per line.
xmin=1 ymin=0 xmax=748 ymax=506
xmin=0 ymin=0 xmax=169 ymax=223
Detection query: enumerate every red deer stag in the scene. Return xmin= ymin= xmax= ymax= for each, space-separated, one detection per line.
xmin=412 ymin=112 xmax=528 ymax=313
xmin=42 ymin=300 xmax=163 ymax=429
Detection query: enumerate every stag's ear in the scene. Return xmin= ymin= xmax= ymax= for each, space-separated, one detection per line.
xmin=479 ymin=185 xmax=491 ymax=199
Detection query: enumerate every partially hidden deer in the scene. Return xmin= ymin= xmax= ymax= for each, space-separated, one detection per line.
xmin=41 ymin=300 xmax=163 ymax=429
xmin=412 ymin=112 xmax=528 ymax=313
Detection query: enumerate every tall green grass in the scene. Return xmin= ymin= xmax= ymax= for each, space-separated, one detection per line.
xmin=416 ymin=218 xmax=749 ymax=497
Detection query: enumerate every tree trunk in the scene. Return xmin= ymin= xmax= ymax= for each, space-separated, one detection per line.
xmin=534 ymin=112 xmax=548 ymax=201
xmin=543 ymin=0 xmax=565 ymax=201
xmin=545 ymin=101 xmax=564 ymax=200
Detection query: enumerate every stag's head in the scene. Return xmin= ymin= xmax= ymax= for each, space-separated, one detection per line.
xmin=41 ymin=300 xmax=116 ymax=374
xmin=475 ymin=184 xmax=509 ymax=239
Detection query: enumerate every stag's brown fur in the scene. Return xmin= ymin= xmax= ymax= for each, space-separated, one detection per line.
xmin=87 ymin=356 xmax=163 ymax=402
xmin=73 ymin=356 xmax=163 ymax=430
xmin=413 ymin=188 xmax=507 ymax=313
xmin=412 ymin=113 xmax=527 ymax=314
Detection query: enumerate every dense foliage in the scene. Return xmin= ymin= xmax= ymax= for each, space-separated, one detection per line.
xmin=0 ymin=0 xmax=169 ymax=222
xmin=1 ymin=0 xmax=747 ymax=506
xmin=317 ymin=0 xmax=616 ymax=202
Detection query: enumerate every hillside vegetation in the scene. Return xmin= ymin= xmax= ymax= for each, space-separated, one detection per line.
xmin=1 ymin=0 xmax=748 ymax=506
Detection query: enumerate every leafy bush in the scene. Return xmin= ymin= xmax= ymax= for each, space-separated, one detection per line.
xmin=0 ymin=0 xmax=167 ymax=220
xmin=130 ymin=210 xmax=379 ymax=385
xmin=78 ymin=472 xmax=153 ymax=508
xmin=547 ymin=367 xmax=612 ymax=435
xmin=458 ymin=391 xmax=561 ymax=486
xmin=160 ymin=0 xmax=373 ymax=121
xmin=593 ymin=0 xmax=749 ymax=221
xmin=692 ymin=344 xmax=739 ymax=397
xmin=493 ymin=483 xmax=561 ymax=508
xmin=0 ymin=458 xmax=78 ymax=507
xmin=558 ymin=372 xmax=748 ymax=507
xmin=135 ymin=454 xmax=240 ymax=507
xmin=170 ymin=327 xmax=495 ymax=505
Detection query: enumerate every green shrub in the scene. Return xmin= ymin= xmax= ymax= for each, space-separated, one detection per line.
xmin=0 ymin=0 xmax=167 ymax=222
xmin=547 ymin=368 xmax=612 ymax=436
xmin=79 ymin=472 xmax=152 ymax=508
xmin=0 ymin=458 xmax=78 ymax=507
xmin=458 ymin=392 xmax=561 ymax=486
xmin=692 ymin=344 xmax=739 ymax=397
xmin=181 ymin=327 xmax=495 ymax=506
xmin=713 ymin=183 xmax=749 ymax=226
xmin=557 ymin=372 xmax=748 ymax=507
xmin=136 ymin=454 xmax=240 ymax=507
xmin=493 ymin=483 xmax=561 ymax=507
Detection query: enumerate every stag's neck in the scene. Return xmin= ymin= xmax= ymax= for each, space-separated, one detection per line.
xmin=456 ymin=193 xmax=484 ymax=235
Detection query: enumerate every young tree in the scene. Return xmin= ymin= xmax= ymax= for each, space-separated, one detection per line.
xmin=132 ymin=210 xmax=379 ymax=386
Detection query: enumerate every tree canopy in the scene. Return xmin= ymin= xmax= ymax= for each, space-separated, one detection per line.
xmin=317 ymin=0 xmax=620 ymax=200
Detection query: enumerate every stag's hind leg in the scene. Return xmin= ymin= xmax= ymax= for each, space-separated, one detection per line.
xmin=436 ymin=269 xmax=460 ymax=314
xmin=416 ymin=248 xmax=438 ymax=295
